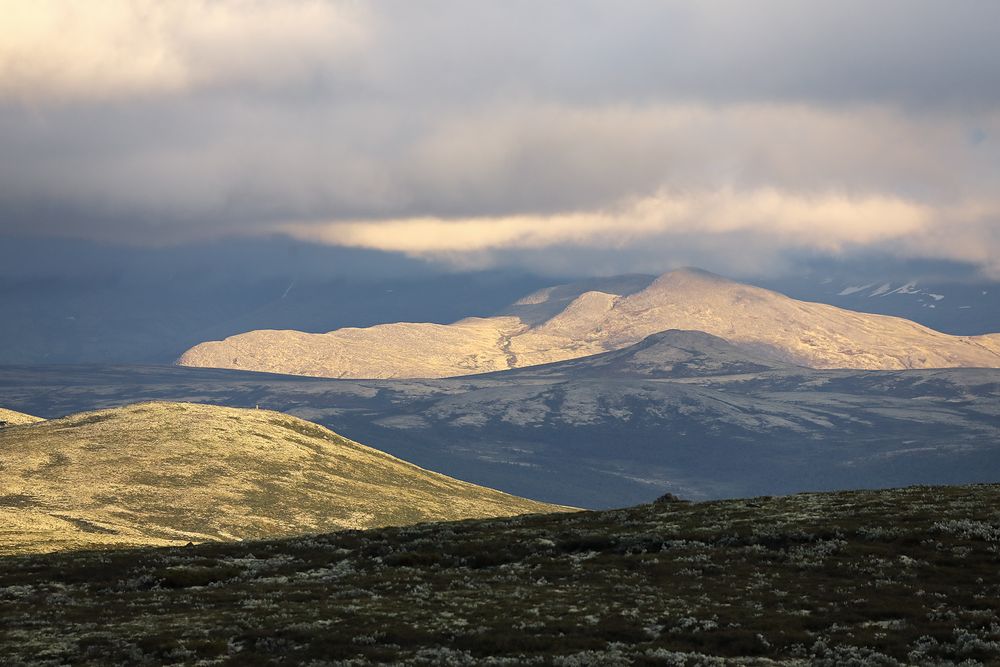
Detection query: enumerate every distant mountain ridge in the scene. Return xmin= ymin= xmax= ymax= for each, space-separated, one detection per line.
xmin=0 ymin=402 xmax=567 ymax=555
xmin=758 ymin=271 xmax=1000 ymax=335
xmin=178 ymin=268 xmax=1000 ymax=378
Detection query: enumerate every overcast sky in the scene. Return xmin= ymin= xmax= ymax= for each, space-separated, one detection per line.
xmin=2 ymin=1 xmax=999 ymax=277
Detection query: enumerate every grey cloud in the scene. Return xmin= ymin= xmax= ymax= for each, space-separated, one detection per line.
xmin=369 ymin=1 xmax=1000 ymax=110
xmin=4 ymin=101 xmax=994 ymax=223
xmin=1 ymin=1 xmax=999 ymax=277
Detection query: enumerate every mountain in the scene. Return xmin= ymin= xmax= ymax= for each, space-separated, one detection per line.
xmin=6 ymin=332 xmax=1000 ymax=508
xmin=758 ymin=270 xmax=1000 ymax=336
xmin=0 ymin=402 xmax=567 ymax=555
xmin=178 ymin=268 xmax=1000 ymax=378
xmin=2 ymin=483 xmax=998 ymax=665
xmin=0 ymin=407 xmax=42 ymax=426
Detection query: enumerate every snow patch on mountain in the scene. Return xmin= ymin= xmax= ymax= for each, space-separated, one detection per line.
xmin=838 ymin=283 xmax=876 ymax=296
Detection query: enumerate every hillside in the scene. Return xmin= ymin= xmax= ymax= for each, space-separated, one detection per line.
xmin=0 ymin=402 xmax=567 ymax=555
xmin=178 ymin=268 xmax=1000 ymax=378
xmin=0 ymin=407 xmax=43 ymax=426
xmin=1 ymin=484 xmax=998 ymax=665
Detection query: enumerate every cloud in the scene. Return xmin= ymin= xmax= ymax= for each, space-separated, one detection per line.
xmin=0 ymin=1 xmax=999 ymax=278
xmin=0 ymin=0 xmax=368 ymax=101
xmin=5 ymin=1 xmax=1000 ymax=107
xmin=281 ymin=192 xmax=1000 ymax=280
xmin=284 ymin=189 xmax=932 ymax=254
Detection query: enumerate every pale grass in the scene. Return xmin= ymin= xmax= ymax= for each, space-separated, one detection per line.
xmin=0 ymin=407 xmax=43 ymax=426
xmin=0 ymin=401 xmax=571 ymax=555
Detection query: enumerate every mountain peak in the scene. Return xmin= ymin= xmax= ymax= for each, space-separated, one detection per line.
xmin=634 ymin=328 xmax=744 ymax=349
xmin=654 ymin=267 xmax=733 ymax=284
xmin=635 ymin=268 xmax=746 ymax=300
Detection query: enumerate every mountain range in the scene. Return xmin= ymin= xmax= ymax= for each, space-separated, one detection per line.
xmin=178 ymin=268 xmax=1000 ymax=378
xmin=6 ymin=329 xmax=999 ymax=508
xmin=0 ymin=402 xmax=565 ymax=555
xmin=5 ymin=236 xmax=998 ymax=367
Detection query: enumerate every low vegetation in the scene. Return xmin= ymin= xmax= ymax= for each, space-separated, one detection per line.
xmin=0 ymin=407 xmax=43 ymax=426
xmin=1 ymin=484 xmax=998 ymax=665
xmin=0 ymin=402 xmax=568 ymax=555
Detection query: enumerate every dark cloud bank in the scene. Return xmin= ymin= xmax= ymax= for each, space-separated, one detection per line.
xmin=1 ymin=1 xmax=998 ymax=274
xmin=2 ymin=2 xmax=1000 ymax=362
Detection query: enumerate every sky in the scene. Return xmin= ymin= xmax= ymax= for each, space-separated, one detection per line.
xmin=1 ymin=0 xmax=999 ymax=278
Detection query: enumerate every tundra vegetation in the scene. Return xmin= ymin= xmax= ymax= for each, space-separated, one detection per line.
xmin=1 ymin=484 xmax=998 ymax=665
xmin=0 ymin=407 xmax=43 ymax=426
xmin=0 ymin=402 xmax=566 ymax=555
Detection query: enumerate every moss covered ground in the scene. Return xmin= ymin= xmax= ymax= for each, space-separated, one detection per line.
xmin=1 ymin=484 xmax=998 ymax=665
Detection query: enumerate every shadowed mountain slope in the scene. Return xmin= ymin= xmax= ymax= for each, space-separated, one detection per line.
xmin=0 ymin=402 xmax=568 ymax=555
xmin=499 ymin=329 xmax=795 ymax=379
xmin=178 ymin=268 xmax=1000 ymax=378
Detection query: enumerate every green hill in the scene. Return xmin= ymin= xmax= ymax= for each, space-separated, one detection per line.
xmin=0 ymin=402 xmax=569 ymax=555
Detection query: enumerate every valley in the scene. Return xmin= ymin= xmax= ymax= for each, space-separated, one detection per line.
xmin=5 ymin=330 xmax=999 ymax=509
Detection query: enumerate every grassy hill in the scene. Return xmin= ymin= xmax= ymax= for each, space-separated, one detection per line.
xmin=0 ymin=407 xmax=43 ymax=426
xmin=0 ymin=402 xmax=568 ymax=555
xmin=0 ymin=484 xmax=997 ymax=664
